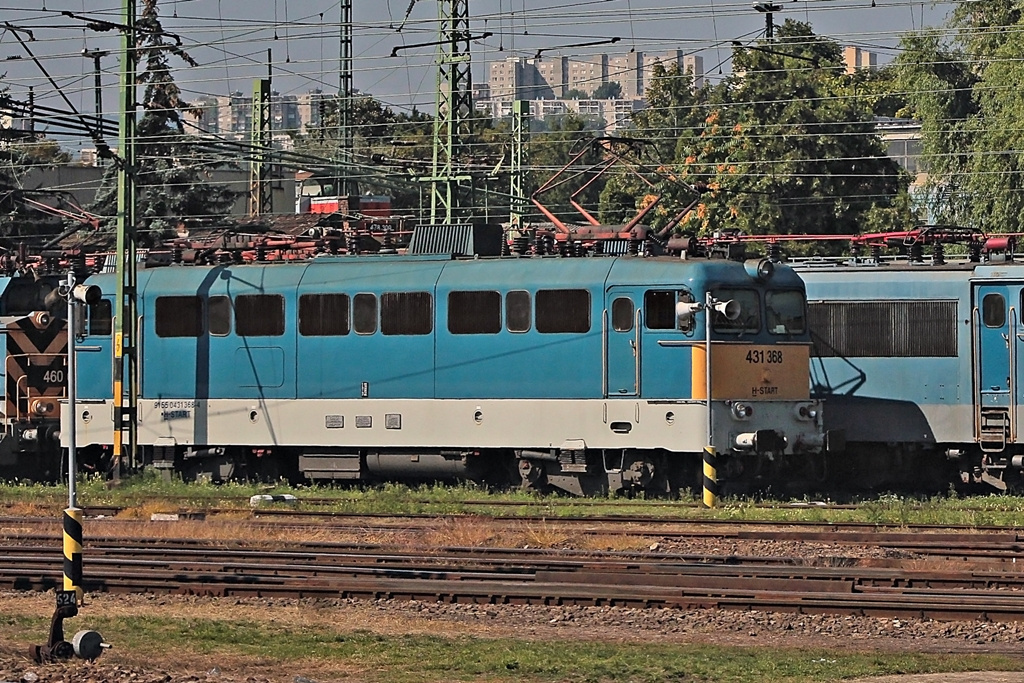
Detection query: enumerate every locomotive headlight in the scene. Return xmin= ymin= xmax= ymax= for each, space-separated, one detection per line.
xmin=29 ymin=398 xmax=57 ymax=416
xmin=795 ymin=403 xmax=818 ymax=421
xmin=744 ymin=258 xmax=775 ymax=282
xmin=731 ymin=402 xmax=753 ymax=420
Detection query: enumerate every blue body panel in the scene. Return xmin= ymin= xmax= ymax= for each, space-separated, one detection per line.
xmin=799 ymin=265 xmax=973 ymax=444
xmin=298 ymin=256 xmax=444 ymax=399
xmin=75 ymin=256 xmax=812 ymax=406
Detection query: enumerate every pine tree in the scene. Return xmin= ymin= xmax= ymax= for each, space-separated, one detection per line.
xmin=91 ymin=0 xmax=239 ymax=245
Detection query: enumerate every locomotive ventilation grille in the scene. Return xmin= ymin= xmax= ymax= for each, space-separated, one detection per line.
xmin=808 ymin=300 xmax=957 ymax=358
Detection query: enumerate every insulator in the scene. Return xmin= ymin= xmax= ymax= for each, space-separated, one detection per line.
xmin=931 ymin=241 xmax=945 ymax=266
xmin=767 ymin=242 xmax=783 ymax=262
xmin=501 ymin=237 xmax=511 ymax=256
xmin=346 ymin=232 xmax=360 ymax=255
xmin=513 ymin=236 xmax=530 ymax=255
xmin=908 ymin=242 xmax=924 ymax=263
xmin=574 ymin=242 xmax=586 ymax=257
xmin=628 ymin=239 xmax=640 ymax=256
xmin=871 ymin=244 xmax=882 ymax=263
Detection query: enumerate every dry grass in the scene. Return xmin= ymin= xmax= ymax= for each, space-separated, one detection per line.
xmin=3 ymin=500 xmax=52 ymax=517
xmin=419 ymin=516 xmax=499 ymax=547
xmin=576 ymin=533 xmax=654 ymax=552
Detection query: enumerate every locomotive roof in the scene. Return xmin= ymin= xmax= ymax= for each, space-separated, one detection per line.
xmin=85 ymin=254 xmax=805 ymax=293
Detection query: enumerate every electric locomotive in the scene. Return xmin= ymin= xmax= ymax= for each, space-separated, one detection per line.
xmin=796 ymin=236 xmax=1024 ymax=492
xmin=66 ymin=250 xmax=826 ymax=495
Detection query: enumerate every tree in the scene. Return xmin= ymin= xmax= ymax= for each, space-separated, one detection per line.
xmin=593 ymin=81 xmax=623 ymax=100
xmin=602 ymin=21 xmax=917 ymax=238
xmin=895 ymin=2 xmax=1024 ymax=231
xmin=90 ymin=0 xmax=239 ymax=244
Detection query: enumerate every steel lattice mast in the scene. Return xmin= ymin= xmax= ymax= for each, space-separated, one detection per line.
xmin=113 ymin=0 xmax=138 ymax=476
xmin=428 ymin=0 xmax=473 ymax=223
xmin=339 ymin=0 xmax=354 ymax=196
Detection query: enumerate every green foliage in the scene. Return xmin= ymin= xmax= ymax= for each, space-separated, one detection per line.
xmin=603 ymin=23 xmax=917 ymax=237
xmin=895 ymin=2 xmax=1024 ymax=231
xmin=592 ymin=81 xmax=623 ymax=99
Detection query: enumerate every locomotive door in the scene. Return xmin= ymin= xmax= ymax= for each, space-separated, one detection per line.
xmin=973 ymin=284 xmax=1017 ymax=447
xmin=605 ymin=288 xmax=641 ymax=396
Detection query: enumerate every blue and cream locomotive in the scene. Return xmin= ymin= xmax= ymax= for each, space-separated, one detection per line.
xmin=797 ymin=237 xmax=1024 ymax=492
xmin=65 ymin=250 xmax=825 ymax=496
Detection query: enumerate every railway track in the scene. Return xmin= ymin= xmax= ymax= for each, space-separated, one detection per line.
xmin=4 ymin=513 xmax=1024 ymax=622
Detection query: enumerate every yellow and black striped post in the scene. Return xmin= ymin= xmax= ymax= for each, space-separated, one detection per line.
xmin=63 ymin=506 xmax=83 ymax=604
xmin=702 ymin=446 xmax=718 ymax=509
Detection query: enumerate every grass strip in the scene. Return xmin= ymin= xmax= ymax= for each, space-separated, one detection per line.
xmin=7 ymin=476 xmax=1024 ymax=526
xmin=4 ymin=611 xmax=1023 ymax=683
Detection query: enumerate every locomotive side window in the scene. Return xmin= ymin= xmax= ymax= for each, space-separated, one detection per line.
xmin=155 ymin=296 xmax=203 ymax=337
xmin=536 ymin=289 xmax=590 ymax=333
xmin=448 ymin=291 xmax=500 ymax=334
xmin=766 ymin=290 xmax=806 ymax=334
xmin=983 ymin=293 xmax=1006 ymax=328
xmin=87 ymin=299 xmax=112 ymax=336
xmin=506 ymin=290 xmax=531 ymax=332
xmin=235 ymin=294 xmax=285 ymax=337
xmin=208 ymin=296 xmax=231 ymax=336
xmin=353 ymin=293 xmax=377 ymax=335
xmin=611 ymin=297 xmax=634 ymax=332
xmin=299 ymin=293 xmax=350 ymax=336
xmin=382 ymin=292 xmax=432 ymax=335
xmin=644 ymin=290 xmax=675 ymax=329
xmin=710 ymin=288 xmax=760 ymax=333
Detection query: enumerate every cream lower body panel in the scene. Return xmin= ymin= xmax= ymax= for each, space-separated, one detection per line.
xmin=64 ymin=398 xmax=818 ymax=455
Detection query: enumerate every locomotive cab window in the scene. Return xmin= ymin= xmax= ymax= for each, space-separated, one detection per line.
xmin=766 ymin=290 xmax=806 ymax=334
xmin=382 ymin=292 xmax=432 ymax=336
xmin=299 ymin=293 xmax=350 ymax=336
xmin=645 ymin=290 xmax=696 ymax=332
xmin=155 ymin=296 xmax=203 ymax=337
xmin=449 ymin=291 xmax=500 ymax=334
xmin=506 ymin=290 xmax=531 ymax=332
xmin=536 ymin=289 xmax=590 ymax=333
xmin=235 ymin=294 xmax=284 ymax=337
xmin=611 ymin=297 xmax=634 ymax=332
xmin=710 ymin=288 xmax=760 ymax=334
xmin=87 ymin=298 xmax=112 ymax=336
xmin=983 ymin=293 xmax=1006 ymax=328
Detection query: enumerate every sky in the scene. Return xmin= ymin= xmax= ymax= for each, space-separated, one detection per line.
xmin=0 ymin=0 xmax=953 ymax=149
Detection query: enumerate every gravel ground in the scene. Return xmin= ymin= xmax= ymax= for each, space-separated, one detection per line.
xmin=3 ymin=589 xmax=1024 ymax=683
